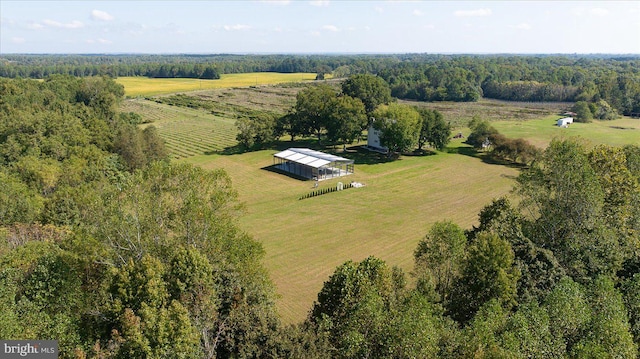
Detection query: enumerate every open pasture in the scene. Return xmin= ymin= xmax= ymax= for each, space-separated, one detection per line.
xmin=185 ymin=142 xmax=519 ymax=323
xmin=405 ymin=98 xmax=572 ymax=128
xmin=493 ymin=116 xmax=640 ymax=148
xmin=116 ymin=72 xmax=321 ymax=97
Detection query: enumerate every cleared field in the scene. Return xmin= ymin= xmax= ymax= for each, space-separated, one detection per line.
xmin=185 ymin=142 xmax=519 ymax=323
xmin=118 ymin=77 xmax=639 ymax=323
xmin=122 ymin=98 xmax=238 ymax=159
xmin=493 ymin=116 xmax=640 ymax=148
xmin=116 ymin=72 xmax=322 ymax=97
xmin=405 ymin=98 xmax=572 ymax=128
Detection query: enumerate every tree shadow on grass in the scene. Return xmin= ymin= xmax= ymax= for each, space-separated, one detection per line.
xmin=404 ymin=148 xmax=438 ymax=157
xmin=337 ymin=145 xmax=398 ymax=165
xmin=446 ymin=145 xmax=528 ymax=170
xmin=213 ymin=139 xmax=326 ymax=156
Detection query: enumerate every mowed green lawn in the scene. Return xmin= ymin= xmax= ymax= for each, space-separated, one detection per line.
xmin=116 ymin=72 xmax=321 ymax=97
xmin=185 ymin=142 xmax=520 ymax=323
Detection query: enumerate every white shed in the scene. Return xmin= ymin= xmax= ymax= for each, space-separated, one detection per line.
xmin=557 ymin=117 xmax=574 ymax=127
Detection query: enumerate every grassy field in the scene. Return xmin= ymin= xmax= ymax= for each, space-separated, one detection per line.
xmin=119 ymin=77 xmax=639 ymax=323
xmin=405 ymin=98 xmax=572 ymax=128
xmin=116 ymin=72 xmax=322 ymax=97
xmin=122 ymin=99 xmax=238 ymax=159
xmin=185 ymin=141 xmax=520 ymax=323
xmin=493 ymin=116 xmax=640 ymax=148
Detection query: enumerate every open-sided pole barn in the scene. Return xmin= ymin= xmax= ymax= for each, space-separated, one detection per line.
xmin=273 ymin=148 xmax=354 ymax=181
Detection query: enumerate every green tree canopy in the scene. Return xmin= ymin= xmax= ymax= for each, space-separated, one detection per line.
xmin=417 ymin=108 xmax=450 ymax=151
xmin=325 ymin=95 xmax=367 ymax=145
xmin=572 ymin=100 xmax=593 ymax=122
xmin=293 ymin=84 xmax=337 ymax=141
xmin=341 ymin=74 xmax=392 ymax=115
xmin=466 ymin=116 xmax=499 ymax=149
xmin=449 ymin=232 xmax=520 ymax=323
xmin=414 ymin=221 xmax=466 ymax=302
xmin=371 ymin=103 xmax=421 ymax=154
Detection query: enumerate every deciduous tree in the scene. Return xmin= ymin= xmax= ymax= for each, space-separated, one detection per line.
xmin=371 ymin=103 xmax=421 ymax=154
xmin=449 ymin=232 xmax=520 ymax=323
xmin=414 ymin=221 xmax=466 ymax=302
xmin=341 ymin=74 xmax=392 ymax=115
xmin=417 ymin=108 xmax=450 ymax=151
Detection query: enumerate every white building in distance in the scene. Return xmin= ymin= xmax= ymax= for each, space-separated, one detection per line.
xmin=557 ymin=117 xmax=574 ymax=127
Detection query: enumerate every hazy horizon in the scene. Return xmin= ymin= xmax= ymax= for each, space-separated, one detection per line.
xmin=1 ymin=1 xmax=639 ymax=55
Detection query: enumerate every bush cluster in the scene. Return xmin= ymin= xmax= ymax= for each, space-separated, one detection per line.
xmin=299 ymin=182 xmax=353 ymax=200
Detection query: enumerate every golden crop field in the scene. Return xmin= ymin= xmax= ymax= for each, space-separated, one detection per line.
xmin=116 ymin=72 xmax=322 ymax=97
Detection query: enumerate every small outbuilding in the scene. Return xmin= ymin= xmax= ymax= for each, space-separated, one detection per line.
xmin=366 ymin=123 xmax=389 ymax=153
xmin=557 ymin=117 xmax=574 ymax=127
xmin=273 ymin=148 xmax=354 ymax=181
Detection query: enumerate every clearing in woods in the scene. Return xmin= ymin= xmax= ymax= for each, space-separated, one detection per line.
xmin=120 ymin=78 xmax=640 ymax=323
xmin=184 ymin=141 xmax=520 ymax=324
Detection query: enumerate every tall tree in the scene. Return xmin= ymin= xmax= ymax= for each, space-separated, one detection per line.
xmin=417 ymin=107 xmax=450 ymax=151
xmin=371 ymin=103 xmax=421 ymax=154
xmin=414 ymin=221 xmax=466 ymax=302
xmin=449 ymin=232 xmax=520 ymax=323
xmin=325 ymin=95 xmax=367 ymax=146
xmin=571 ymin=101 xmax=593 ymax=122
xmin=571 ymin=276 xmax=637 ymax=358
xmin=466 ymin=116 xmax=498 ymax=149
xmin=515 ymin=139 xmax=625 ymax=281
xmin=341 ymin=74 xmax=392 ymax=115
xmin=293 ymin=84 xmax=337 ymax=141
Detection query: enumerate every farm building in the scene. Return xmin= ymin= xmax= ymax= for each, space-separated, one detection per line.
xmin=273 ymin=148 xmax=354 ymax=181
xmin=557 ymin=117 xmax=574 ymax=127
xmin=366 ymin=123 xmax=389 ymax=153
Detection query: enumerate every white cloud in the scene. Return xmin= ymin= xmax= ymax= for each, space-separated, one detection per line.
xmin=223 ymin=24 xmax=251 ymax=31
xmin=323 ymin=25 xmax=339 ymax=32
xmin=91 ymin=10 xmax=114 ymax=21
xmin=413 ymin=9 xmax=424 ymax=16
xmin=571 ymin=7 xmax=585 ymax=16
xmin=12 ymin=37 xmax=26 ymax=44
xmin=454 ymin=8 xmax=492 ymax=17
xmin=310 ymin=1 xmax=330 ymax=7
xmin=374 ymin=6 xmax=384 ymax=14
xmin=513 ymin=23 xmax=532 ymax=30
xmin=27 ymin=22 xmax=44 ymax=30
xmin=259 ymin=0 xmax=291 ymax=5
xmin=589 ymin=8 xmax=609 ymax=16
xmin=423 ymin=24 xmax=435 ymax=30
xmin=87 ymin=38 xmax=113 ymax=44
xmin=42 ymin=19 xmax=84 ymax=29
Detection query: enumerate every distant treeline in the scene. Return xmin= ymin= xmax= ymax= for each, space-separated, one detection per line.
xmin=1 ymin=53 xmax=639 ymax=115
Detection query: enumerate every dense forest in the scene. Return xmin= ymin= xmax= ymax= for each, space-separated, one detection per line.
xmin=1 ymin=68 xmax=639 ymax=357
xmin=2 ymin=54 xmax=640 ymax=116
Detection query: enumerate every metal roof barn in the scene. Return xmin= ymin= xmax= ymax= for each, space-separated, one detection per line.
xmin=273 ymin=148 xmax=354 ymax=181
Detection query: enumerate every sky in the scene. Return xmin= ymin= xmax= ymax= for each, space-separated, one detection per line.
xmin=1 ymin=1 xmax=639 ymax=54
